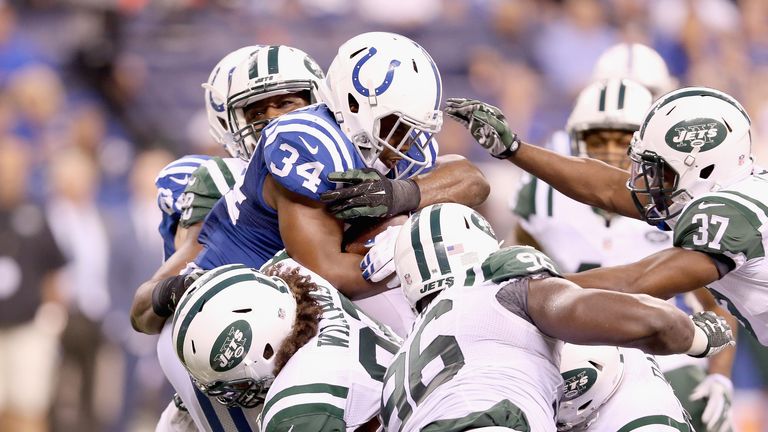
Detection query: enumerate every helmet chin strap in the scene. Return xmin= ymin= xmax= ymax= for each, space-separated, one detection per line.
xmin=372 ymin=158 xmax=391 ymax=175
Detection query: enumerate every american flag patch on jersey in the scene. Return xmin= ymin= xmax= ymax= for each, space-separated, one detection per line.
xmin=447 ymin=244 xmax=464 ymax=255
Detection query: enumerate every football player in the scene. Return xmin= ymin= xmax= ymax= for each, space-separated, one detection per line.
xmin=137 ymin=45 xmax=322 ymax=432
xmin=446 ymin=88 xmax=766 ymax=343
xmin=172 ymin=260 xmax=402 ymax=431
xmin=513 ymin=78 xmax=736 ymax=432
xmin=189 ymin=32 xmax=488 ymax=328
xmin=381 ymin=203 xmax=733 ymax=431
xmin=557 ymin=344 xmax=692 ymax=431
xmin=591 ymin=42 xmax=677 ymax=99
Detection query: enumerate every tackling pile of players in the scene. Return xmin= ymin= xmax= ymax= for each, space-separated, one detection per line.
xmin=130 ymin=34 xmax=758 ymax=431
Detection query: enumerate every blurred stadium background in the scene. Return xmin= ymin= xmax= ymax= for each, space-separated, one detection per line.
xmin=0 ymin=0 xmax=767 ymax=430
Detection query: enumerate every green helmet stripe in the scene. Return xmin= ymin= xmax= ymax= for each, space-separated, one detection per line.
xmin=429 ymin=204 xmax=451 ymax=275
xmin=547 ymin=185 xmax=554 ymax=217
xmin=410 ymin=211 xmax=432 ymax=281
xmin=640 ymin=88 xmax=751 ymax=138
xmin=598 ymin=84 xmax=607 ymax=112
xmin=174 ymin=264 xmax=248 ymax=318
xmin=267 ymin=45 xmax=280 ymax=75
xmin=464 ymin=267 xmax=476 ymax=287
xmin=617 ymin=81 xmax=626 ymax=110
xmin=175 ymin=272 xmax=259 ymax=363
xmin=248 ymin=54 xmax=259 ymax=79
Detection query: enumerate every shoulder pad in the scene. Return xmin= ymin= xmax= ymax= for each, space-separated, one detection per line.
xmin=261 ymin=115 xmax=359 ymax=200
xmin=480 ymin=245 xmax=561 ymax=283
xmin=674 ymin=193 xmax=765 ymax=263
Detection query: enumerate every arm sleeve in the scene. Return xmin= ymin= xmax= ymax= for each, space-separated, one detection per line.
xmin=480 ymin=245 xmax=562 ymax=283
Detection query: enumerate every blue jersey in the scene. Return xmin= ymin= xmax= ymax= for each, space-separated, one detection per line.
xmin=155 ymin=155 xmax=211 ymax=260
xmin=194 ymin=104 xmax=438 ymax=270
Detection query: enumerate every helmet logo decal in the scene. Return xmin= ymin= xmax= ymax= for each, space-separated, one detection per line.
xmin=561 ymin=367 xmax=598 ymax=401
xmin=352 ymin=47 xmax=401 ymax=97
xmin=303 ymin=56 xmax=324 ymax=79
xmin=210 ymin=319 xmax=253 ymax=372
xmin=664 ymin=117 xmax=727 ymax=153
xmin=208 ymin=66 xmax=225 ymax=113
xmin=470 ymin=212 xmax=496 ymax=239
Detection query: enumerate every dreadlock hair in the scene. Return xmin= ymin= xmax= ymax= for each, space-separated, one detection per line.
xmin=265 ymin=265 xmax=323 ymax=375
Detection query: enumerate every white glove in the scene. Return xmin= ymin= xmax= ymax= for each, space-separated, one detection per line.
xmin=689 ymin=374 xmax=734 ymax=432
xmin=360 ymin=226 xmax=402 ymax=287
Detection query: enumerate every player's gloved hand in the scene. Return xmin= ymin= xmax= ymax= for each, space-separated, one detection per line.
xmin=321 ymin=168 xmax=421 ymax=219
xmin=689 ymin=374 xmax=734 ymax=432
xmin=360 ymin=225 xmax=402 ymax=288
xmin=444 ymin=98 xmax=521 ymax=159
xmin=687 ymin=311 xmax=735 ymax=358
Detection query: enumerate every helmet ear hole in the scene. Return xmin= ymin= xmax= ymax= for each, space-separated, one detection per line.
xmin=577 ymin=400 xmax=592 ymax=412
xmin=263 ymin=343 xmax=274 ymax=360
xmin=700 ymin=164 xmax=715 ymax=180
xmin=463 ymin=216 xmax=470 ymax=229
xmin=347 ymin=93 xmax=359 ymax=113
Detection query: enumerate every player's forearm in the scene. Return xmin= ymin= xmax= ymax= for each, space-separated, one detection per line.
xmin=534 ymin=281 xmax=694 ymax=355
xmin=705 ymin=306 xmax=737 ymax=377
xmin=130 ymin=225 xmax=203 ymax=334
xmin=303 ymin=252 xmax=390 ymax=300
xmin=510 ymin=142 xmax=639 ymax=218
xmin=415 ymin=155 xmax=490 ymax=209
xmin=130 ymin=279 xmax=167 ymax=334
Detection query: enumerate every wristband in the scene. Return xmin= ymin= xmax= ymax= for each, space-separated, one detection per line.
xmin=151 ymin=275 xmax=188 ymax=318
xmin=686 ymin=323 xmax=710 ymax=357
xmin=390 ymin=179 xmax=421 ymax=215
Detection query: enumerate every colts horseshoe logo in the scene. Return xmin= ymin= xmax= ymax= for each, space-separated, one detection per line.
xmin=208 ymin=66 xmax=226 ymax=113
xmin=352 ymin=47 xmax=401 ymax=97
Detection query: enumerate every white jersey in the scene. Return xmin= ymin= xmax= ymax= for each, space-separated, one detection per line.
xmin=381 ymin=248 xmax=564 ymax=432
xmin=512 ymin=174 xmax=706 ymax=373
xmin=259 ymin=256 xmax=403 ymax=432
xmin=584 ymin=349 xmax=692 ymax=431
xmin=514 ymin=174 xmax=673 ymax=272
xmin=670 ymin=171 xmax=768 ymax=345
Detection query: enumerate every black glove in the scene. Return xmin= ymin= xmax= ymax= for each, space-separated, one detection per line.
xmin=320 ymin=168 xmax=421 ymax=219
xmin=151 ymin=274 xmax=197 ymax=318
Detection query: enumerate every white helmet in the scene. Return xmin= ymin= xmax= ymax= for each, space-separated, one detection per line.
xmin=592 ymin=43 xmax=676 ymax=98
xmin=557 ymin=344 xmax=625 ymax=431
xmin=566 ymin=78 xmax=653 ymax=164
xmin=172 ymin=264 xmax=297 ymax=408
xmin=320 ymin=32 xmax=443 ymax=178
xmin=394 ymin=203 xmax=499 ymax=311
xmin=627 ymin=87 xmax=753 ymax=224
xmin=227 ymin=45 xmax=325 ymax=160
xmin=204 ymin=46 xmax=263 ymax=159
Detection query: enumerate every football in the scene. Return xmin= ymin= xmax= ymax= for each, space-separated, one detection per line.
xmin=342 ymin=215 xmax=408 ymax=255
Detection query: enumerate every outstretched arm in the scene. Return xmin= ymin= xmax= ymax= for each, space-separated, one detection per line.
xmin=320 ymin=154 xmax=490 ymax=219
xmin=444 ymin=98 xmax=640 ymax=218
xmin=527 ymin=277 xmax=732 ymax=356
xmin=130 ymin=223 xmax=203 ymax=334
xmin=565 ymin=247 xmax=721 ymax=299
